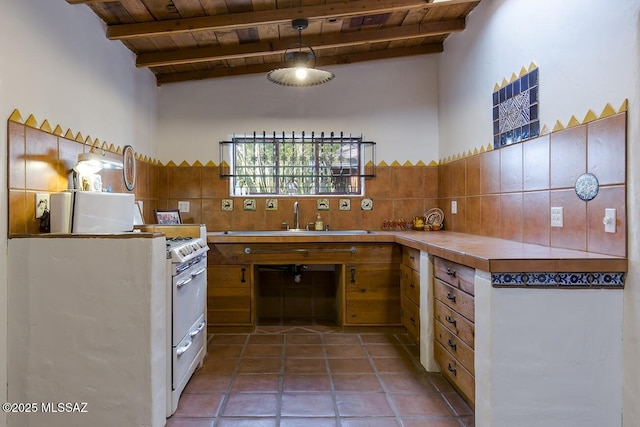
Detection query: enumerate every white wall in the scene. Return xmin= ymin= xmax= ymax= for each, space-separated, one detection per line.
xmin=156 ymin=55 xmax=440 ymax=165
xmin=437 ymin=0 xmax=640 ymax=425
xmin=0 ymin=3 xmax=159 ymax=427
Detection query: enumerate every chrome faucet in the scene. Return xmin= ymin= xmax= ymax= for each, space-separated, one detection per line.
xmin=293 ymin=201 xmax=300 ymax=229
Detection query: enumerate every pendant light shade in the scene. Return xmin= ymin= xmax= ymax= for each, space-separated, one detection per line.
xmin=266 ymin=19 xmax=335 ymax=87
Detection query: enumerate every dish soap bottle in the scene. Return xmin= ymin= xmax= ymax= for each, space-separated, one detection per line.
xmin=315 ymin=213 xmax=324 ymax=231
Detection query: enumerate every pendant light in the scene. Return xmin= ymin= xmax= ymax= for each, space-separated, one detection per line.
xmin=266 ymin=18 xmax=335 ymax=87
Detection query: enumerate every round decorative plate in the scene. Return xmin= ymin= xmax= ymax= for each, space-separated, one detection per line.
xmin=123 ymin=145 xmax=136 ymax=191
xmin=575 ymin=173 xmax=599 ymax=201
xmin=424 ymin=208 xmax=445 ymax=227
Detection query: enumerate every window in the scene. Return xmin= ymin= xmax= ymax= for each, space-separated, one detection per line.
xmin=220 ymin=132 xmax=375 ymax=196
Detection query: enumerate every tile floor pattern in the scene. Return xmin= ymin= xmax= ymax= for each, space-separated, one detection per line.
xmin=166 ymin=325 xmax=474 ymax=427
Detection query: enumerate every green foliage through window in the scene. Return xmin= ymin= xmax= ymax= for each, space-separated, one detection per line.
xmin=220 ymin=132 xmax=375 ymax=196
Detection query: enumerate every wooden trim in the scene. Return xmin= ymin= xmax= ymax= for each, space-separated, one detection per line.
xmin=106 ymin=0 xmax=478 ymax=40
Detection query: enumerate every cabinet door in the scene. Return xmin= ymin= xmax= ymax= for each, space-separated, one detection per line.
xmin=401 ymin=264 xmax=420 ymax=305
xmin=401 ymin=294 xmax=420 ymax=343
xmin=345 ymin=264 xmax=401 ymax=325
xmin=208 ymin=265 xmax=252 ymax=325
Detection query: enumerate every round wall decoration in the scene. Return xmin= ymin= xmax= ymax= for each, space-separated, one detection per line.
xmin=574 ymin=173 xmax=599 ymax=201
xmin=123 ymin=145 xmax=136 ymax=191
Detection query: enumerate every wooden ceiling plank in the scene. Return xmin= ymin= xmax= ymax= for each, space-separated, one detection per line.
xmin=118 ymin=0 xmax=154 ymax=21
xmin=136 ymin=18 xmax=464 ymax=66
xmin=106 ymin=0 xmax=479 ymax=40
xmin=67 ymin=0 xmax=117 ymax=3
xmin=200 ymin=0 xmax=229 ymax=15
xmin=173 ymin=0 xmax=205 ymax=18
xmin=155 ymin=43 xmax=442 ymax=84
xmin=139 ymin=0 xmax=180 ymax=20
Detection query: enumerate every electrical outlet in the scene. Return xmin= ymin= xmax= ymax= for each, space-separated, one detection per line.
xmin=178 ymin=201 xmax=190 ymax=213
xmin=35 ymin=193 xmax=49 ymax=219
xmin=604 ymin=208 xmax=616 ymax=233
xmin=451 ymin=200 xmax=457 ymax=215
xmin=551 ymin=207 xmax=563 ymax=228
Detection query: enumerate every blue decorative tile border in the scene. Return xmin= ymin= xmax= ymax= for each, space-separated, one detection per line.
xmin=492 ymin=272 xmax=625 ymax=288
xmin=492 ymin=67 xmax=539 ymax=148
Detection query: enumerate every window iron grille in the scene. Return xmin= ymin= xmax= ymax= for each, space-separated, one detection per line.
xmin=220 ymin=132 xmax=375 ymax=196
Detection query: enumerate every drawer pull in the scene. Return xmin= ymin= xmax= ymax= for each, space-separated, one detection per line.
xmin=409 ymin=255 xmax=415 ymax=260
xmin=241 ymin=267 xmax=246 ymax=283
xmin=445 ymin=315 xmax=457 ymax=327
xmin=446 ymin=268 xmax=457 ymax=278
xmin=446 ymin=292 xmax=456 ymax=302
xmin=350 ymin=268 xmax=356 ymax=284
xmin=410 ymin=283 xmax=416 ymax=289
xmin=409 ymin=316 xmax=416 ymax=324
xmin=447 ymin=339 xmax=457 ymax=351
xmin=447 ymin=363 xmax=457 ymax=376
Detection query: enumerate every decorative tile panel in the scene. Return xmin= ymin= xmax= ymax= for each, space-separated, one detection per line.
xmin=493 ymin=66 xmax=540 ymax=149
xmin=492 ymin=272 xmax=625 ymax=288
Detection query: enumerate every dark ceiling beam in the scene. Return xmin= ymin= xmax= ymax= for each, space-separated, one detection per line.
xmin=107 ymin=0 xmax=478 ymax=40
xmin=136 ymin=19 xmax=463 ymax=67
xmin=155 ymin=43 xmax=443 ymax=85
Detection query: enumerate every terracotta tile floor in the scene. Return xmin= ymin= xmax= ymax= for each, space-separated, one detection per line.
xmin=166 ymin=325 xmax=474 ymax=427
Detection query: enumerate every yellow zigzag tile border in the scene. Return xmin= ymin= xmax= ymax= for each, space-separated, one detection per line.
xmin=11 ymin=100 xmax=627 ymax=169
xmin=8 ymin=109 xmax=163 ymax=166
xmin=438 ymin=99 xmax=628 ymax=164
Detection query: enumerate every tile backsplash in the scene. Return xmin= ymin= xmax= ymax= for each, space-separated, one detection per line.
xmin=7 ymin=111 xmax=627 ymax=257
xmin=438 ymin=112 xmax=626 ymax=257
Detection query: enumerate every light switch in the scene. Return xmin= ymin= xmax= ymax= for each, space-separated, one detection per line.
xmin=451 ymin=200 xmax=457 ymax=215
xmin=604 ymin=208 xmax=616 ymax=233
xmin=551 ymin=207 xmax=563 ymax=228
xmin=178 ymin=201 xmax=190 ymax=213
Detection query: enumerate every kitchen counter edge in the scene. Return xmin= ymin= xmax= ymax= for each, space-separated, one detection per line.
xmin=207 ymin=230 xmax=627 ymax=273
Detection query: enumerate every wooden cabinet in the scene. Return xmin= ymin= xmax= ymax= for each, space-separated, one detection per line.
xmin=345 ymin=263 xmax=401 ymax=325
xmin=433 ymin=256 xmax=475 ymax=407
xmin=207 ymin=264 xmax=253 ymax=327
xmin=208 ymin=242 xmax=400 ymax=328
xmin=400 ymin=247 xmax=420 ymax=343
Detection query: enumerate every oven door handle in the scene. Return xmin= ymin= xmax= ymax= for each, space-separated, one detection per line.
xmin=176 ymin=339 xmax=192 ymax=357
xmin=177 ymin=277 xmax=193 ymax=288
xmin=189 ymin=321 xmax=206 ymax=338
xmin=191 ymin=267 xmax=206 ymax=278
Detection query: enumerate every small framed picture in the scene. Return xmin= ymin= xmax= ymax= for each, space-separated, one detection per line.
xmin=155 ymin=209 xmax=182 ymax=224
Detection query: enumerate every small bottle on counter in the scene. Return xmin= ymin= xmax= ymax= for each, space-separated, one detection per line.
xmin=315 ymin=213 xmax=324 ymax=231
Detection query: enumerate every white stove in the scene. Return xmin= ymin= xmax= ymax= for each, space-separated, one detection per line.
xmin=164 ymin=233 xmax=209 ymax=416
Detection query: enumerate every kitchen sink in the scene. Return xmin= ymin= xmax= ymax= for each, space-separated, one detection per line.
xmin=222 ymin=229 xmax=372 ymax=236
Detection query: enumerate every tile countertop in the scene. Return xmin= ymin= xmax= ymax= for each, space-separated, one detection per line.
xmin=207 ymin=230 xmax=628 ymax=273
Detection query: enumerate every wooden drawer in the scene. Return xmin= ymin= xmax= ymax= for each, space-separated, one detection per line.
xmin=434 ymin=319 xmax=474 ymax=373
xmin=401 ymin=265 xmax=420 ymax=305
xmin=434 ymin=278 xmax=474 ymax=322
xmin=401 ymin=294 xmax=420 ymax=343
xmin=434 ymin=300 xmax=474 ymax=347
xmin=434 ymin=340 xmax=475 ymax=407
xmin=402 ymin=246 xmax=420 ymax=272
xmin=433 ymin=257 xmax=475 ymax=295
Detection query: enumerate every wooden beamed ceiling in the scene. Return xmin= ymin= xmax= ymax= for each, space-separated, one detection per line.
xmin=67 ymin=0 xmax=481 ymax=85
